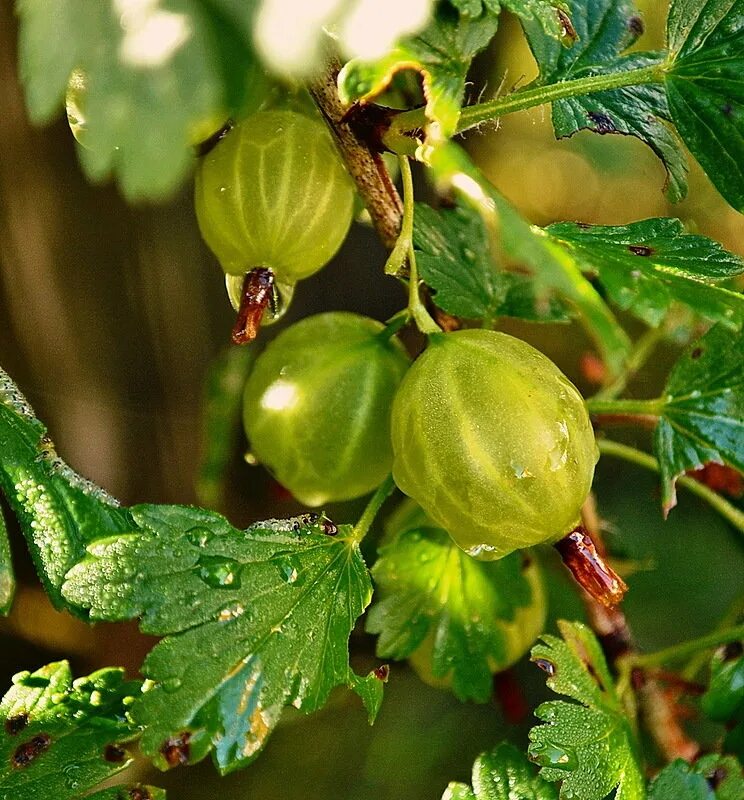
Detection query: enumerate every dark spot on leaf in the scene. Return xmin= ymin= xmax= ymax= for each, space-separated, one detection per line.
xmin=583 ymin=659 xmax=606 ymax=692
xmin=104 ymin=743 xmax=128 ymax=762
xmin=160 ymin=732 xmax=191 ymax=768
xmin=557 ymin=9 xmax=578 ymax=43
xmin=373 ymin=664 xmax=390 ymax=681
xmin=5 ymin=714 xmax=29 ymax=736
xmin=628 ymin=244 xmax=653 ymax=256
xmin=587 ymin=111 xmax=616 ymax=134
xmin=631 ymin=667 xmax=645 ymax=691
xmin=721 ymin=103 xmax=733 ymax=117
xmin=708 ymin=767 xmax=728 ymax=789
xmin=521 ymin=554 xmax=532 ymax=570
xmin=127 ymin=788 xmax=152 ymax=800
xmin=628 ymin=16 xmax=644 ymax=36
xmin=12 ymin=733 xmax=51 ymax=768
xmin=576 ymin=222 xmax=593 ymax=230
xmin=195 ymin=119 xmax=233 ymax=157
xmin=691 ymin=347 xmax=703 ymax=360
xmin=723 ymin=641 xmax=743 ymax=660
xmin=320 ymin=516 xmax=338 ymax=536
xmin=533 ymin=658 xmax=556 ymax=676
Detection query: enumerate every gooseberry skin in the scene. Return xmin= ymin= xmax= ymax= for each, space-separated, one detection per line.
xmin=391 ymin=330 xmax=597 ymax=560
xmin=195 ymin=111 xmax=354 ymax=282
xmin=243 ymin=312 xmax=410 ymax=506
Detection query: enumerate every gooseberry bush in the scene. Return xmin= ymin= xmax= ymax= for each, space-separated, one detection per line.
xmin=2 ymin=0 xmax=744 ymax=798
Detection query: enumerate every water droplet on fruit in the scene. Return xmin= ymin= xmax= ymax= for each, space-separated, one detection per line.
xmin=510 ymin=461 xmax=533 ymax=479
xmin=196 ymin=556 xmax=242 ymax=589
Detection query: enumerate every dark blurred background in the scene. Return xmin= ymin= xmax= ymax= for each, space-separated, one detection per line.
xmin=0 ymin=2 xmax=742 ymax=797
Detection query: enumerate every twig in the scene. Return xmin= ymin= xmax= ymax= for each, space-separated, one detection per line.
xmin=309 ymin=58 xmax=403 ymax=250
xmin=580 ymin=495 xmax=700 ymax=763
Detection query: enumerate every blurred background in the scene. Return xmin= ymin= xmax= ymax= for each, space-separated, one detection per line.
xmin=1 ymin=2 xmax=742 ymax=797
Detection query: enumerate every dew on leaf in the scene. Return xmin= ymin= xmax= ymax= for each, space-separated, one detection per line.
xmin=186 ymin=527 xmax=210 ymax=548
xmin=4 ymin=714 xmax=28 ymax=736
xmin=197 ymin=555 xmax=242 ymax=589
xmin=529 ymin=739 xmax=577 ymax=771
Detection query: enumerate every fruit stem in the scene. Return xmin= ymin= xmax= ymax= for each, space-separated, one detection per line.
xmin=554 ymin=525 xmax=627 ymax=608
xmin=231 ymin=268 xmax=275 ymax=345
xmin=390 ymin=155 xmax=441 ymax=335
xmin=598 ymin=439 xmax=744 ymax=535
xmin=628 ymin=624 xmax=744 ymax=670
xmin=352 ymin=474 xmax=396 ymax=543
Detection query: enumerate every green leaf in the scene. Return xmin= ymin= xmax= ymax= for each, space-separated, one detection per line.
xmin=652 ymin=325 xmax=744 ymax=512
xmin=413 ymin=201 xmax=572 ymax=323
xmin=702 ymin=643 xmax=744 ymax=759
xmin=196 ymin=346 xmax=255 ymax=508
xmin=528 ymin=620 xmax=644 ymax=800
xmin=666 ymin=0 xmax=744 ymax=211
xmin=546 ymin=218 xmax=744 ymax=328
xmin=367 ymin=519 xmax=538 ymax=702
xmin=453 ymin=0 xmax=570 ymax=39
xmin=648 ymin=755 xmax=744 ymax=800
xmin=522 ymin=0 xmax=687 ymax=201
xmin=0 ymin=661 xmax=161 ymax=800
xmin=0 ymin=368 xmax=133 ymax=608
xmin=17 ymin=0 xmax=264 ymax=200
xmin=0 ymin=504 xmax=15 ymax=615
xmin=442 ymin=742 xmax=558 ymax=800
xmin=338 ymin=4 xmax=499 ymax=141
xmin=427 ymin=142 xmax=631 ymax=378
xmin=63 ymin=505 xmax=381 ymax=774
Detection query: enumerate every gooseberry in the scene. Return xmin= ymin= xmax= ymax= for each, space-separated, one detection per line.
xmin=195 ymin=111 xmax=355 ymax=342
xmin=243 ymin=312 xmax=410 ymax=506
xmin=391 ymin=329 xmax=598 ymax=561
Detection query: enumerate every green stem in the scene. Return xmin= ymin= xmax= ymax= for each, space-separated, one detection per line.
xmin=0 ymin=504 xmax=15 ymax=615
xmin=681 ymin=596 xmax=744 ymax=680
xmin=592 ymin=324 xmax=667 ymax=402
xmin=630 ymin=625 xmax=744 ymax=669
xmin=597 ymin=439 xmax=744 ymax=535
xmin=389 ymin=156 xmax=441 ymax=334
xmin=384 ymin=63 xmax=666 ymax=152
xmin=587 ymin=397 xmax=665 ymax=417
xmin=352 ymin=474 xmax=396 ymax=543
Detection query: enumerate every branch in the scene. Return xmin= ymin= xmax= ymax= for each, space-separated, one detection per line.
xmin=579 ymin=495 xmax=700 ymax=763
xmin=309 ymin=58 xmax=403 ymax=250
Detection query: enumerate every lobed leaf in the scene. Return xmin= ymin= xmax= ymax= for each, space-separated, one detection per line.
xmin=63 ymin=505 xmax=382 ymax=774
xmin=528 ymin=620 xmax=644 ymax=800
xmin=522 ymin=0 xmax=687 ymax=201
xmin=653 ymin=325 xmax=744 ymax=512
xmin=339 ymin=4 xmax=499 ymax=141
xmin=0 ymin=661 xmax=160 ymax=800
xmin=701 ymin=643 xmax=744 ymax=760
xmin=0 ymin=368 xmax=134 ymax=608
xmin=427 ymin=142 xmax=632 ymax=378
xmin=648 ymin=754 xmax=744 ymax=800
xmin=413 ymin=201 xmax=572 ymax=323
xmin=367 ymin=513 xmax=537 ymax=702
xmin=546 ymin=218 xmax=744 ymax=328
xmin=17 ymin=0 xmax=264 ymax=200
xmin=666 ymin=0 xmax=744 ymax=211
xmin=441 ymin=742 xmax=558 ymax=800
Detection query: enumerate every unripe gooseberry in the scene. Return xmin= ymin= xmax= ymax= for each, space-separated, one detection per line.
xmin=391 ymin=330 xmax=598 ymax=560
xmin=195 ymin=109 xmax=354 ymax=298
xmin=243 ymin=312 xmax=410 ymax=506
